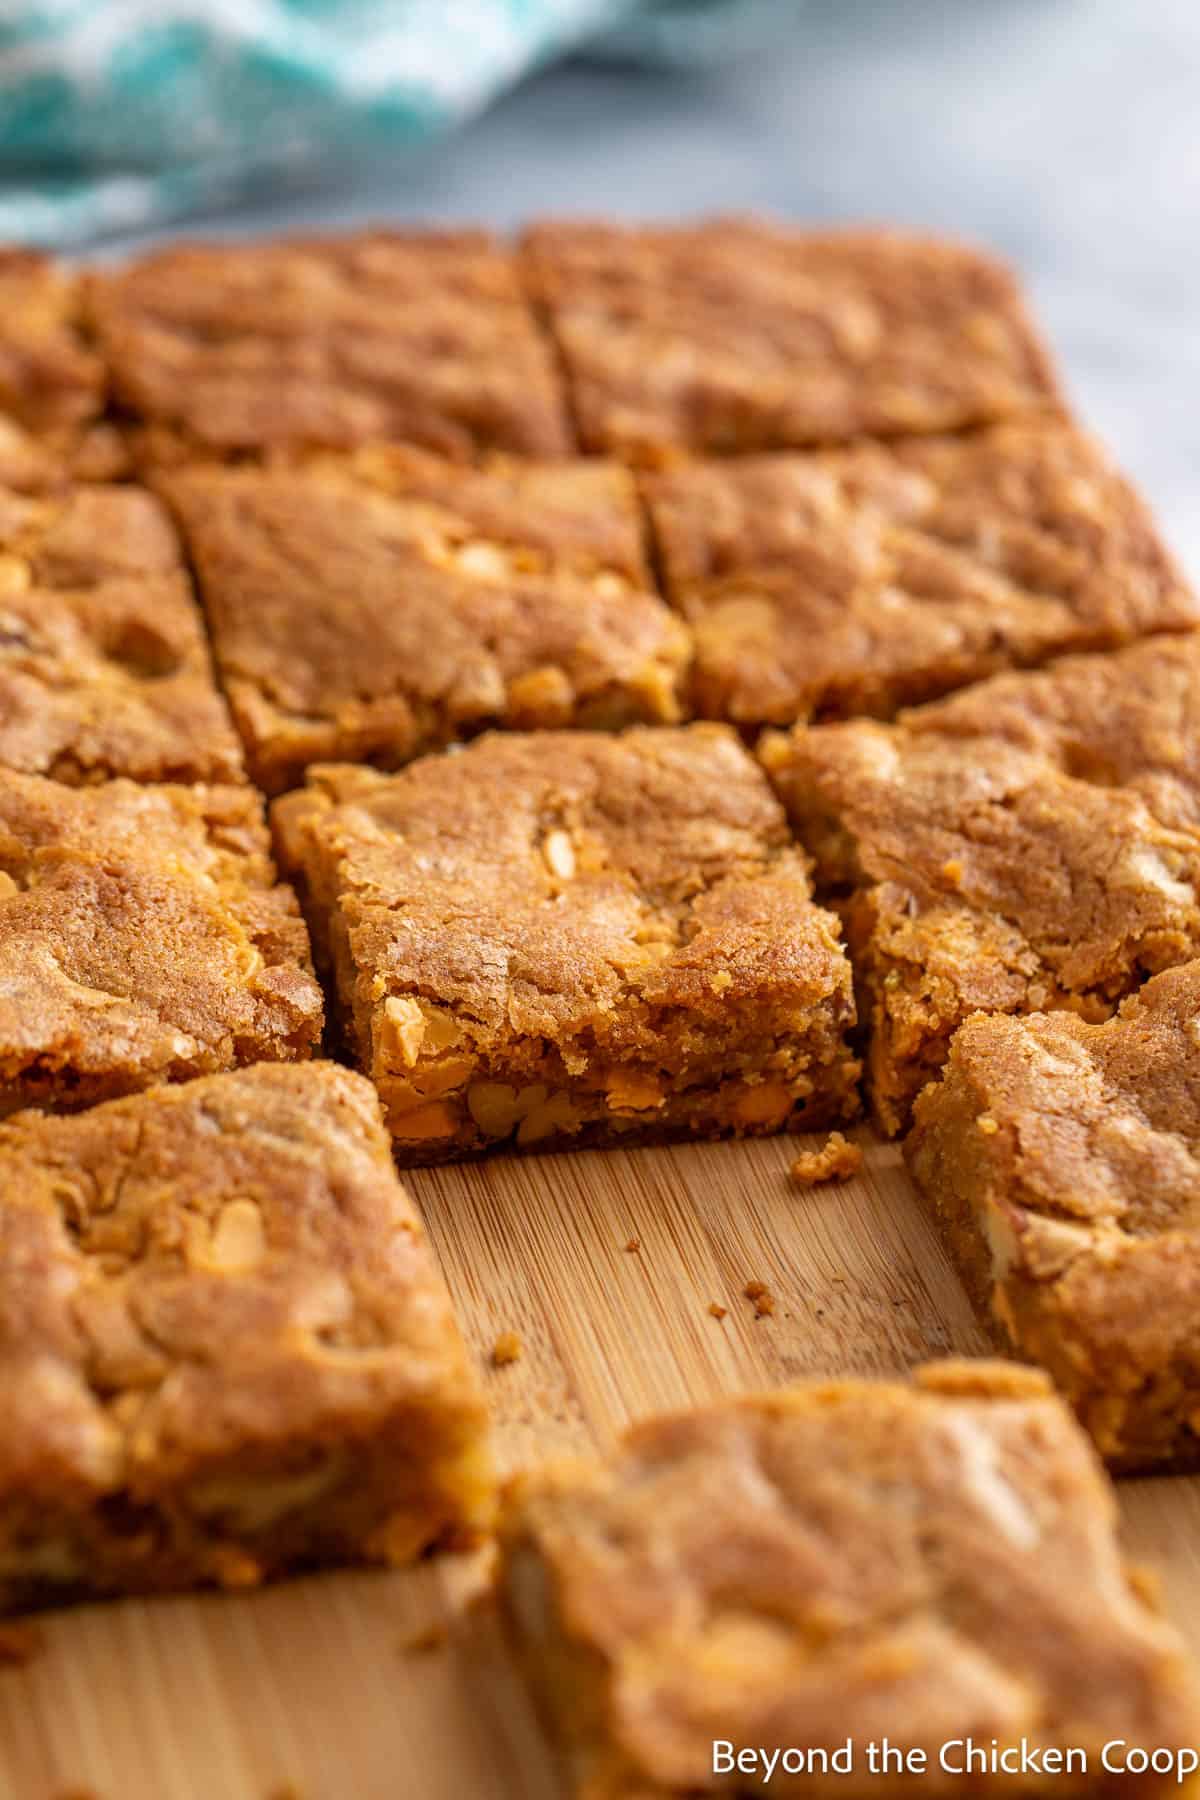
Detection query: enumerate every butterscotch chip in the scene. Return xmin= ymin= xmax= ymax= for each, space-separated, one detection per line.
xmin=0 ymin=769 xmax=322 ymax=1114
xmin=522 ymin=218 xmax=1061 ymax=461
xmin=272 ymin=726 xmax=859 ymax=1163
xmin=163 ymin=446 xmax=691 ymax=793
xmin=0 ymin=480 xmax=243 ymax=784
xmin=88 ymin=230 xmax=572 ymax=464
xmin=790 ymin=1130 xmax=863 ymax=1186
xmin=0 ymin=1063 xmax=492 ymax=1611
xmin=499 ymin=1363 xmax=1200 ymax=1797
xmin=762 ymin=637 xmax=1200 ymax=1134
xmin=644 ymin=421 xmax=1196 ymax=726
xmin=908 ymin=960 xmax=1200 ymax=1472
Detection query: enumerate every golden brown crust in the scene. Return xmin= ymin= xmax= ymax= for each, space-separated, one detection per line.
xmin=272 ymin=726 xmax=859 ymax=1161
xmin=0 ymin=481 xmax=244 ymax=784
xmin=643 ymin=422 xmax=1197 ymax=726
xmin=0 ymin=1062 xmax=492 ymax=1609
xmin=761 ymin=686 xmax=1200 ymax=1133
xmin=499 ymin=1362 xmax=1200 ymax=1798
xmin=522 ymin=218 xmax=1062 ymax=460
xmin=88 ymin=230 xmax=573 ymax=463
xmin=0 ymin=251 xmax=106 ymax=438
xmin=0 ymin=769 xmax=322 ymax=1112
xmin=907 ymin=962 xmax=1200 ymax=1471
xmin=162 ymin=446 xmax=692 ymax=792
xmin=899 ymin=632 xmax=1200 ymax=833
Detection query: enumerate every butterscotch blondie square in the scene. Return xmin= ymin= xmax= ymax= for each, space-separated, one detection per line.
xmin=0 ymin=1062 xmax=492 ymax=1610
xmin=0 ymin=770 xmax=322 ymax=1113
xmin=499 ymin=1361 xmax=1200 ymax=1799
xmin=88 ymin=229 xmax=572 ymax=464
xmin=908 ymin=962 xmax=1200 ymax=1472
xmin=272 ymin=727 xmax=859 ymax=1162
xmin=162 ymin=446 xmax=691 ymax=793
xmin=0 ymin=479 xmax=243 ymax=784
xmin=643 ymin=421 xmax=1197 ymax=726
xmin=522 ymin=218 xmax=1061 ymax=461
xmin=761 ymin=706 xmax=1200 ymax=1134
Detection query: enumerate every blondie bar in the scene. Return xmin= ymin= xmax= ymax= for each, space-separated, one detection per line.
xmin=0 ymin=479 xmax=243 ymax=784
xmin=0 ymin=1062 xmax=492 ymax=1610
xmin=907 ymin=962 xmax=1200 ymax=1471
xmin=761 ymin=701 xmax=1200 ymax=1133
xmin=522 ymin=218 xmax=1061 ymax=460
xmin=88 ymin=229 xmax=572 ymax=464
xmin=163 ymin=447 xmax=691 ymax=792
xmin=0 ymin=770 xmax=322 ymax=1112
xmin=272 ymin=727 xmax=859 ymax=1162
xmin=643 ymin=421 xmax=1196 ymax=726
xmin=499 ymin=1361 xmax=1200 ymax=1798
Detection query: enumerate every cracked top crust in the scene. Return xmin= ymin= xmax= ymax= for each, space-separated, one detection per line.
xmin=500 ymin=1361 xmax=1200 ymax=1798
xmin=522 ymin=219 xmax=1061 ymax=460
xmin=761 ymin=710 xmax=1200 ymax=1132
xmin=0 ymin=770 xmax=322 ymax=1107
xmin=163 ymin=447 xmax=691 ymax=792
xmin=910 ymin=961 xmax=1200 ymax=1242
xmin=273 ymin=727 xmax=856 ymax=1141
xmin=898 ymin=633 xmax=1200 ymax=835
xmin=643 ymin=421 xmax=1197 ymax=725
xmin=0 ymin=1062 xmax=483 ymax=1509
xmin=88 ymin=229 xmax=573 ymax=463
xmin=0 ymin=480 xmax=244 ymax=785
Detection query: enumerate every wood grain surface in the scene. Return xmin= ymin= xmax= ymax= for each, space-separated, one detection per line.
xmin=2 ymin=1127 xmax=1197 ymax=1800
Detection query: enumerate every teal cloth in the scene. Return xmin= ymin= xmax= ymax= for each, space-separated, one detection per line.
xmin=0 ymin=1 xmax=787 ymax=246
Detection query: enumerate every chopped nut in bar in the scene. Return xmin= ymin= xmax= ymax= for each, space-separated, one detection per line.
xmin=88 ymin=229 xmax=572 ymax=464
xmin=907 ymin=960 xmax=1200 ymax=1472
xmin=0 ymin=480 xmax=243 ymax=784
xmin=644 ymin=420 xmax=1196 ymax=727
xmin=0 ymin=769 xmax=322 ymax=1113
xmin=163 ymin=446 xmax=691 ymax=792
xmin=499 ymin=1361 xmax=1200 ymax=1798
xmin=522 ymin=218 xmax=1061 ymax=461
xmin=0 ymin=1063 xmax=492 ymax=1610
xmin=273 ymin=726 xmax=859 ymax=1162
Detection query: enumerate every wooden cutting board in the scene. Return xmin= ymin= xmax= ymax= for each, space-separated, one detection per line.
xmin=3 ymin=1128 xmax=1199 ymax=1800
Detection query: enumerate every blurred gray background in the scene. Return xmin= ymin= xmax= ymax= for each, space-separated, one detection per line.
xmin=117 ymin=0 xmax=1198 ymax=576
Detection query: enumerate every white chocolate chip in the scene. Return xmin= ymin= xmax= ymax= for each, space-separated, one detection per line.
xmin=542 ymin=830 xmax=576 ymax=880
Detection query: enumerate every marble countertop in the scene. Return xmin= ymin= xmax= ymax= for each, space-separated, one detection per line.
xmin=113 ymin=0 xmax=1199 ymax=576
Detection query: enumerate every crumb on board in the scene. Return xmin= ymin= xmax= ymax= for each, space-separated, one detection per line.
xmin=400 ymin=1623 xmax=447 ymax=1656
xmin=492 ymin=1331 xmax=523 ymax=1367
xmin=743 ymin=1280 xmax=775 ymax=1319
xmin=624 ymin=1236 xmax=641 ymax=1252
xmin=0 ymin=1619 xmax=43 ymax=1666
xmin=708 ymin=1301 xmax=728 ymax=1321
xmin=790 ymin=1130 xmax=863 ymax=1188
